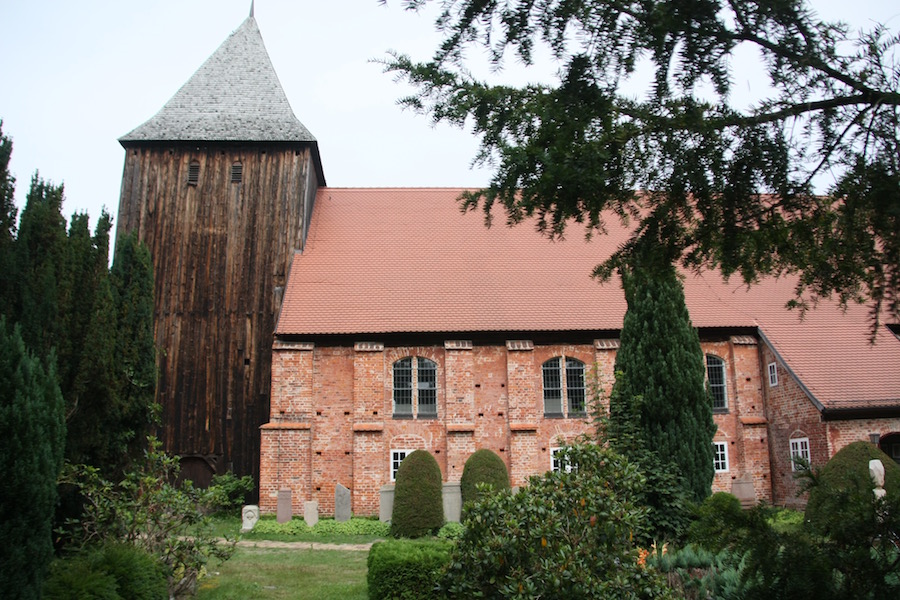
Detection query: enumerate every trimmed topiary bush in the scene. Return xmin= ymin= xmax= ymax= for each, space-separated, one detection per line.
xmin=367 ymin=539 xmax=453 ymax=600
xmin=390 ymin=450 xmax=444 ymax=538
xmin=460 ymin=449 xmax=510 ymax=507
xmin=804 ymin=440 xmax=900 ymax=536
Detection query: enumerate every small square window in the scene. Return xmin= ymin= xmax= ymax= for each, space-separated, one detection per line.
xmin=390 ymin=449 xmax=413 ymax=481
xmin=550 ymin=447 xmax=573 ymax=473
xmin=768 ymin=362 xmax=778 ymax=387
xmin=713 ymin=441 xmax=729 ymax=472
xmin=790 ymin=437 xmax=810 ymax=471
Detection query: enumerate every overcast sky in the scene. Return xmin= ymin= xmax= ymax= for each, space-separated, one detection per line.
xmin=1 ymin=0 xmax=898 ymax=231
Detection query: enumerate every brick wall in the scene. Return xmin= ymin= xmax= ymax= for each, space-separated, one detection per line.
xmin=261 ymin=335 xmax=773 ymax=516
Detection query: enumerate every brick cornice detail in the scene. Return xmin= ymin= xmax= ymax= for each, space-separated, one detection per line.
xmin=740 ymin=416 xmax=768 ymax=426
xmin=731 ymin=335 xmax=758 ymax=346
xmin=506 ymin=340 xmax=534 ymax=351
xmin=594 ymin=338 xmax=620 ymax=350
xmin=260 ymin=422 xmax=311 ymax=430
xmin=273 ymin=340 xmax=314 ymax=351
xmin=352 ymin=423 xmax=384 ymax=432
xmin=447 ymin=423 xmax=476 ymax=433
xmin=354 ymin=342 xmax=384 ymax=352
xmin=444 ymin=340 xmax=473 ymax=350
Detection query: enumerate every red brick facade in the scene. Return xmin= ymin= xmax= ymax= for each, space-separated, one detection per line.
xmin=260 ymin=334 xmax=780 ymax=515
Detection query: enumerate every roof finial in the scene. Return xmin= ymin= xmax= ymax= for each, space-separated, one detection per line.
xmin=250 ymin=1 xmax=255 ymax=17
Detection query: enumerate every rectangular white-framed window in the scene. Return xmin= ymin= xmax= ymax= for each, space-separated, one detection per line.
xmin=789 ymin=437 xmax=810 ymax=471
xmin=550 ymin=447 xmax=575 ymax=473
xmin=713 ymin=441 xmax=729 ymax=473
xmin=767 ymin=362 xmax=778 ymax=387
xmin=390 ymin=449 xmax=413 ymax=481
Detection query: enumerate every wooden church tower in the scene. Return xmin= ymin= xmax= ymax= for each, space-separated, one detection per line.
xmin=116 ymin=7 xmax=324 ymax=489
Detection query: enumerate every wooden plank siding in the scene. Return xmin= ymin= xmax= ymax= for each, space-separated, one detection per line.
xmin=117 ymin=143 xmax=316 ymax=490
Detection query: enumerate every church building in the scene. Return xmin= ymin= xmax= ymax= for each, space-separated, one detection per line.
xmin=117 ymin=9 xmax=900 ymax=514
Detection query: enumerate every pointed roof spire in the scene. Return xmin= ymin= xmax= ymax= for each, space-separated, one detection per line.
xmin=120 ymin=14 xmax=315 ymax=145
xmin=250 ymin=0 xmax=255 ymax=18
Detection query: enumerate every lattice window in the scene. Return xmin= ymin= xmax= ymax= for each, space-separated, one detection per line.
xmin=713 ymin=441 xmax=729 ymax=472
xmin=790 ymin=437 xmax=810 ymax=471
xmin=768 ymin=362 xmax=778 ymax=387
xmin=706 ymin=354 xmax=728 ymax=411
xmin=392 ymin=357 xmax=438 ymax=418
xmin=391 ymin=449 xmax=413 ymax=481
xmin=542 ymin=356 xmax=586 ymax=418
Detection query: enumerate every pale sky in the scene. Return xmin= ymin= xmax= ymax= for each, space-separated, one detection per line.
xmin=1 ymin=0 xmax=898 ymax=231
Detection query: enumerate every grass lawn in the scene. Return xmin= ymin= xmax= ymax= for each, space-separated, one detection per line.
xmin=196 ymin=547 xmax=368 ymax=600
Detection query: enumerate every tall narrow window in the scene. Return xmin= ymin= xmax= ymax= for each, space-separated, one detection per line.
xmin=187 ymin=160 xmax=200 ymax=185
xmin=393 ymin=358 xmax=413 ymax=417
xmin=790 ymin=437 xmax=810 ymax=471
xmin=767 ymin=362 xmax=778 ymax=387
xmin=542 ymin=357 xmax=586 ymax=417
xmin=231 ymin=161 xmax=243 ymax=183
xmin=392 ymin=357 xmax=438 ymax=418
xmin=713 ymin=442 xmax=729 ymax=472
xmin=706 ymin=355 xmax=727 ymax=411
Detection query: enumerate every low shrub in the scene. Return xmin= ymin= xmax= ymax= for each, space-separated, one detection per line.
xmin=252 ymin=516 xmax=390 ymax=537
xmin=43 ymin=543 xmax=167 ymax=600
xmin=436 ymin=521 xmax=464 ymax=540
xmin=687 ymin=492 xmax=746 ymax=552
xmin=201 ymin=472 xmax=255 ymax=515
xmin=460 ymin=449 xmax=510 ymax=507
xmin=651 ymin=544 xmax=746 ymax=600
xmin=390 ymin=450 xmax=444 ymax=538
xmin=367 ymin=539 xmax=453 ymax=600
xmin=441 ymin=444 xmax=674 ymax=598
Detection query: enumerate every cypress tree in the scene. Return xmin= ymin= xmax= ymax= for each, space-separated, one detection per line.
xmin=611 ymin=258 xmax=715 ymax=504
xmin=110 ymin=232 xmax=158 ymax=468
xmin=14 ymin=175 xmax=68 ymax=356
xmin=0 ymin=122 xmax=16 ymax=315
xmin=0 ymin=319 xmax=66 ymax=599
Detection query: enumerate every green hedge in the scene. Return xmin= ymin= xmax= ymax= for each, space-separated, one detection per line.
xmin=460 ymin=449 xmax=510 ymax=507
xmin=367 ymin=539 xmax=453 ymax=600
xmin=390 ymin=450 xmax=444 ymax=538
xmin=252 ymin=516 xmax=390 ymax=537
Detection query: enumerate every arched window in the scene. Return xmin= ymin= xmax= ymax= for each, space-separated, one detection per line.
xmin=392 ymin=357 xmax=437 ymax=418
xmin=542 ymin=357 xmax=586 ymax=417
xmin=706 ymin=354 xmax=727 ymax=411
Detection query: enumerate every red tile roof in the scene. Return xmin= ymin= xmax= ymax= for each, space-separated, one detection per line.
xmin=277 ymin=187 xmax=900 ymax=411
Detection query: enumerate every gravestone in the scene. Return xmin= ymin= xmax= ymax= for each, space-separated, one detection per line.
xmin=241 ymin=505 xmax=260 ymax=532
xmin=731 ymin=475 xmax=756 ymax=509
xmin=304 ymin=500 xmax=319 ymax=527
xmin=277 ymin=488 xmax=292 ymax=524
xmin=335 ymin=484 xmax=352 ymax=522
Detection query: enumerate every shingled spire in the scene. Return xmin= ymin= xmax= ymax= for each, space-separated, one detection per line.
xmin=120 ymin=13 xmax=316 ymax=146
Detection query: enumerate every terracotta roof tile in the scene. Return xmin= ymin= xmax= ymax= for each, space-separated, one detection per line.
xmin=277 ymin=187 xmax=900 ymax=411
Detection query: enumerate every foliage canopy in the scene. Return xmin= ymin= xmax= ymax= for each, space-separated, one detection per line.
xmin=384 ymin=0 xmax=900 ymax=326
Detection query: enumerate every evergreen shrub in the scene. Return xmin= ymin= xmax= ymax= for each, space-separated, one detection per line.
xmin=367 ymin=539 xmax=453 ymax=600
xmin=460 ymin=449 xmax=510 ymax=507
xmin=390 ymin=450 xmax=444 ymax=538
xmin=43 ymin=543 xmax=167 ymax=600
xmin=804 ymin=440 xmax=900 ymax=536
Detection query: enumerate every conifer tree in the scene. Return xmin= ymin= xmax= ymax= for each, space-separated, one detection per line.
xmin=0 ymin=122 xmax=16 ymax=314
xmin=0 ymin=319 xmax=66 ymax=599
xmin=14 ymin=175 xmax=68 ymax=356
xmin=612 ymin=256 xmax=715 ymax=504
xmin=110 ymin=232 xmax=158 ymax=468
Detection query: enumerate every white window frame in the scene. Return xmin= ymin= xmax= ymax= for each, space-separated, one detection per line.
xmin=713 ymin=441 xmax=729 ymax=473
xmin=706 ymin=354 xmax=728 ymax=411
xmin=390 ymin=449 xmax=414 ymax=482
xmin=790 ymin=437 xmax=810 ymax=471
xmin=542 ymin=357 xmax=587 ymax=418
xmin=550 ymin=447 xmax=574 ymax=473
xmin=767 ymin=362 xmax=778 ymax=387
